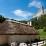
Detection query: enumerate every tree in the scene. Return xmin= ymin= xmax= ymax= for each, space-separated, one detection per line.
xmin=18 ymin=20 xmax=27 ymax=24
xmin=43 ymin=27 xmax=46 ymax=32
xmin=30 ymin=14 xmax=46 ymax=29
xmin=0 ymin=15 xmax=6 ymax=23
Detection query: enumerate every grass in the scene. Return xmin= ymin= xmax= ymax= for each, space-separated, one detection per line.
xmin=42 ymin=44 xmax=46 ymax=46
xmin=38 ymin=29 xmax=46 ymax=40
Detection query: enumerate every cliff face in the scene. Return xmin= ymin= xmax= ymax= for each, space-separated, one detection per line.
xmin=33 ymin=6 xmax=45 ymax=19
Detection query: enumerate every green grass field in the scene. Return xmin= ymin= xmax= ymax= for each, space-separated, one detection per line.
xmin=42 ymin=44 xmax=46 ymax=46
xmin=38 ymin=29 xmax=46 ymax=40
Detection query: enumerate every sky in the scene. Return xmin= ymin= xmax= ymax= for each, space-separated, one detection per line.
xmin=0 ymin=0 xmax=46 ymax=21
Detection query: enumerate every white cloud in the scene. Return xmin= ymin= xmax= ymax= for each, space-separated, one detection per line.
xmin=13 ymin=9 xmax=33 ymax=19
xmin=14 ymin=17 xmax=29 ymax=21
xmin=28 ymin=0 xmax=42 ymax=8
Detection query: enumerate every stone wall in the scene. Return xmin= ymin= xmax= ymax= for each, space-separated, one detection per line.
xmin=0 ymin=35 xmax=39 ymax=45
xmin=8 ymin=35 xmax=39 ymax=45
xmin=0 ymin=35 xmax=7 ymax=45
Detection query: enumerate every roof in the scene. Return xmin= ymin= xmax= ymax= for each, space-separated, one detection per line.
xmin=0 ymin=20 xmax=39 ymax=35
xmin=0 ymin=23 xmax=1 ymax=25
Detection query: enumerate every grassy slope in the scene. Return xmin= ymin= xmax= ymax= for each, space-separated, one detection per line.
xmin=42 ymin=44 xmax=46 ymax=46
xmin=38 ymin=29 xmax=46 ymax=40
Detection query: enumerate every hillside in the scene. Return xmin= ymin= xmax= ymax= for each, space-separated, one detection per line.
xmin=38 ymin=29 xmax=46 ymax=40
xmin=30 ymin=14 xmax=46 ymax=29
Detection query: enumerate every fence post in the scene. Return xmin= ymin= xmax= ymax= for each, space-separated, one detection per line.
xmin=37 ymin=42 xmax=38 ymax=46
xmin=43 ymin=39 xmax=44 ymax=45
xmin=27 ymin=40 xmax=28 ymax=46
xmin=45 ymin=39 xmax=46 ymax=44
xmin=30 ymin=40 xmax=32 ymax=46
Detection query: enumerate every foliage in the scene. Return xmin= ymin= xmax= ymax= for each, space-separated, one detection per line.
xmin=31 ymin=14 xmax=46 ymax=29
xmin=0 ymin=15 xmax=6 ymax=23
xmin=43 ymin=27 xmax=46 ymax=32
xmin=38 ymin=29 xmax=46 ymax=40
xmin=18 ymin=20 xmax=27 ymax=24
xmin=42 ymin=44 xmax=46 ymax=46
xmin=10 ymin=19 xmax=17 ymax=21
xmin=31 ymin=17 xmax=38 ymax=29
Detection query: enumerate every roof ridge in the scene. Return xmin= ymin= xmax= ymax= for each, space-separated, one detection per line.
xmin=5 ymin=19 xmax=32 ymax=27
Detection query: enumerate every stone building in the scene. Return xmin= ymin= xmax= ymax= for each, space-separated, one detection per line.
xmin=0 ymin=20 xmax=39 ymax=45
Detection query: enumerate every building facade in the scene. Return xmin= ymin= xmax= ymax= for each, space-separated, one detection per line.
xmin=0 ymin=20 xmax=39 ymax=45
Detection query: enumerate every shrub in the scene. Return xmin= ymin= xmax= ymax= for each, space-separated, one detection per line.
xmin=43 ymin=27 xmax=46 ymax=32
xmin=42 ymin=44 xmax=46 ymax=46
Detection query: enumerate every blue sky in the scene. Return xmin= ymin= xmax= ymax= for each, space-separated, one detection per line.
xmin=0 ymin=0 xmax=46 ymax=20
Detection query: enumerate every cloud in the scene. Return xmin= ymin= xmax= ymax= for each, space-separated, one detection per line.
xmin=12 ymin=9 xmax=33 ymax=19
xmin=14 ymin=17 xmax=30 ymax=21
xmin=28 ymin=0 xmax=42 ymax=8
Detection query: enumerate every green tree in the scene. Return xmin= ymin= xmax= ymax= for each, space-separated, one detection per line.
xmin=43 ymin=27 xmax=46 ymax=32
xmin=30 ymin=14 xmax=46 ymax=29
xmin=19 ymin=20 xmax=27 ymax=24
xmin=0 ymin=15 xmax=6 ymax=23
